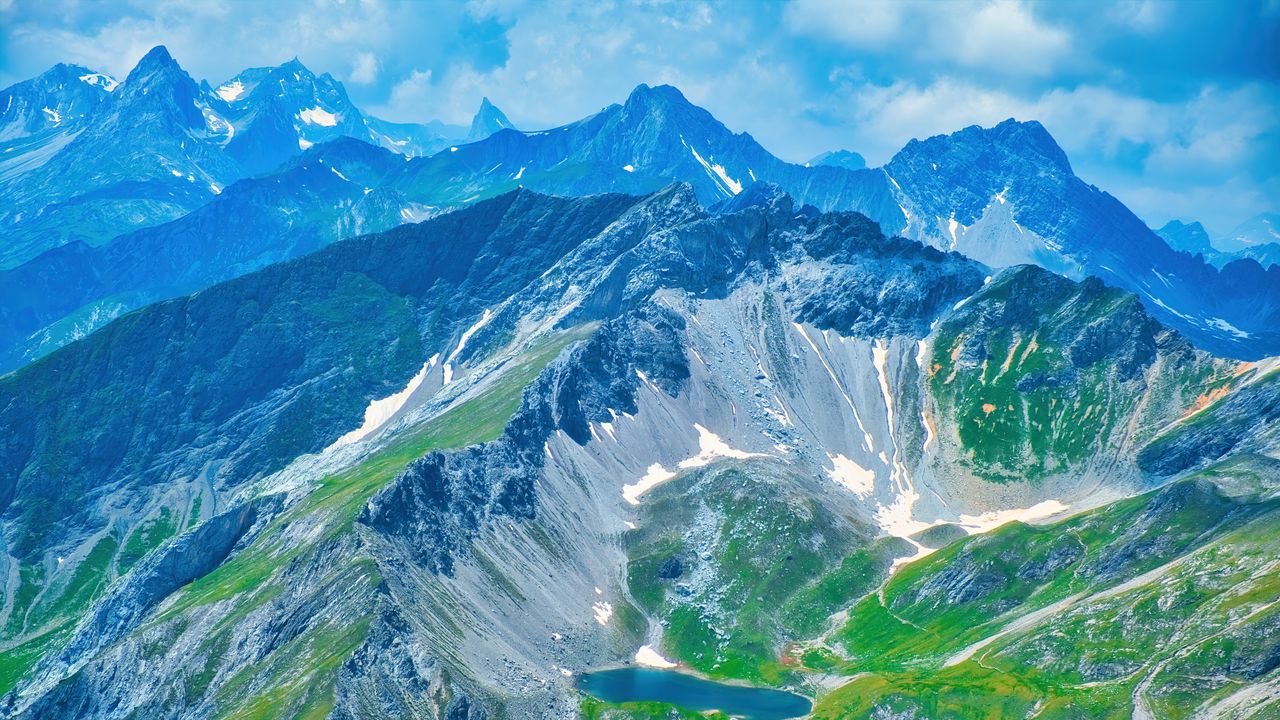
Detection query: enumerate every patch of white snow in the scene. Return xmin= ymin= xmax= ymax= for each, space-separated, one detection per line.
xmin=216 ymin=80 xmax=245 ymax=102
xmin=297 ymin=105 xmax=338 ymax=126
xmin=327 ymin=355 xmax=436 ymax=449
xmin=957 ymin=500 xmax=1069 ymax=534
xmin=676 ymin=424 xmax=765 ymax=469
xmin=826 ymin=453 xmax=875 ymax=497
xmin=623 ymin=464 xmax=676 ymax=505
xmin=634 ymin=646 xmax=677 ymax=668
xmin=592 ymin=601 xmax=613 ymax=625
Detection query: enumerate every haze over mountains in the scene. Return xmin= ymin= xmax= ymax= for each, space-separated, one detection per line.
xmin=0 ymin=42 xmax=1278 ymax=720
xmin=1 ymin=46 xmax=1277 ymax=374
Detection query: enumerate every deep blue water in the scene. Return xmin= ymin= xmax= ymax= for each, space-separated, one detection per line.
xmin=575 ymin=667 xmax=812 ymax=719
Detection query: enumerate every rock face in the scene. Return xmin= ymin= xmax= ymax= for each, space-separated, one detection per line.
xmin=1155 ymin=219 xmax=1214 ymax=256
xmin=0 ymin=62 xmax=113 ymax=144
xmin=884 ymin=119 xmax=1280 ymax=359
xmin=466 ymin=97 xmax=515 ymax=143
xmin=0 ymin=184 xmax=1276 ymax=718
xmin=0 ymin=189 xmax=637 ymax=559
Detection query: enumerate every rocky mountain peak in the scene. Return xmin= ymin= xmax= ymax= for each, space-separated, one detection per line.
xmin=467 ymin=96 xmax=514 ymax=141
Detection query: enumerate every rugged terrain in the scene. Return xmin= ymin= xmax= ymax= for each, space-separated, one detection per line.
xmin=3 ymin=51 xmax=1278 ymax=373
xmin=1 ymin=184 xmax=1276 ymax=718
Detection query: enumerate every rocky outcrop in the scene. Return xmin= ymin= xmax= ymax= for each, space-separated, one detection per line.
xmin=361 ymin=306 xmax=689 ymax=575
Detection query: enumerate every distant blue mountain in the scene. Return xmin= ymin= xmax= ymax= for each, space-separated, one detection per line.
xmin=467 ymin=97 xmax=515 ymax=142
xmin=0 ymin=62 xmax=115 ymax=179
xmin=1155 ymin=220 xmax=1214 ymax=256
xmin=880 ymin=119 xmax=1280 ymax=358
xmin=0 ymin=46 xmax=241 ymax=267
xmin=808 ymin=149 xmax=867 ymax=170
xmin=0 ymin=63 xmax=114 ymax=138
xmin=1208 ymin=213 xmax=1280 ymax=270
xmin=0 ymin=46 xmax=503 ymax=270
xmin=1218 ymin=212 xmax=1280 ymax=253
xmin=1 ymin=70 xmax=1277 ymax=370
xmin=209 ymin=59 xmax=492 ymax=169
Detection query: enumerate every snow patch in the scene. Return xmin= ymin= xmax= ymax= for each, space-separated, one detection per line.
xmin=890 ymin=541 xmax=935 ymax=574
xmin=514 ymin=166 xmax=525 ymax=180
xmin=623 ymin=464 xmax=676 ymax=505
xmin=298 ymin=137 xmax=313 ymax=150
xmin=676 ymin=424 xmax=766 ymax=469
xmin=623 ymin=164 xmax=635 ymax=173
xmin=634 ymin=646 xmax=677 ymax=668
xmin=216 ymin=80 xmax=245 ymax=102
xmin=297 ymin=105 xmax=338 ymax=126
xmin=958 ymin=500 xmax=1069 ymax=534
xmin=1207 ymin=317 xmax=1251 ymax=339
xmin=872 ymin=340 xmax=897 ymax=432
xmin=41 ymin=107 xmax=62 ymax=124
xmin=79 ymin=73 xmax=118 ymax=91
xmin=592 ymin=601 xmax=613 ymax=625
xmin=826 ymin=453 xmax=874 ymax=497
xmin=327 ymin=355 xmax=436 ymax=449
xmin=684 ymin=137 xmax=741 ymax=195
xmin=446 ymin=309 xmax=493 ymax=364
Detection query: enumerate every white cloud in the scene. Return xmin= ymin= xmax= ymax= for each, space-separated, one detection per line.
xmin=784 ymin=0 xmax=905 ymax=48
xmin=385 ymin=68 xmax=435 ymax=118
xmin=944 ymin=0 xmax=1071 ymax=76
xmin=785 ymin=0 xmax=1070 ymax=76
xmin=348 ymin=52 xmax=379 ymax=84
xmin=1109 ymin=0 xmax=1168 ymax=33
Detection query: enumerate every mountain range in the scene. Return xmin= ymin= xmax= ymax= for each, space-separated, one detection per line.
xmin=0 ymin=49 xmax=1276 ymax=375
xmin=1157 ymin=213 xmax=1280 ymax=272
xmin=0 ymin=44 xmax=1278 ymax=720
xmin=0 ymin=46 xmax=506 ymax=271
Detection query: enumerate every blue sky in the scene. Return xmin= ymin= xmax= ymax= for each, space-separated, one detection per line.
xmin=1 ymin=0 xmax=1276 ymax=235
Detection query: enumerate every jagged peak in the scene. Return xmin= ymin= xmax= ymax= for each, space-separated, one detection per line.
xmin=624 ymin=83 xmax=692 ymax=108
xmin=467 ymin=96 xmax=514 ymax=141
xmin=129 ymin=45 xmax=180 ymax=77
xmin=892 ymin=117 xmax=1074 ymax=177
xmin=1 ymin=62 xmax=105 ymax=94
xmin=277 ymin=56 xmax=314 ymax=77
xmin=713 ymin=181 xmax=788 ymax=215
xmin=119 ymin=44 xmax=201 ymax=100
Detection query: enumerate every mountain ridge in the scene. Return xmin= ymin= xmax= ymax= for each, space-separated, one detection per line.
xmin=1 ymin=183 xmax=1274 ymax=717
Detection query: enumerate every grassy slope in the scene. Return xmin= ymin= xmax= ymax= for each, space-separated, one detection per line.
xmin=927 ymin=273 xmax=1234 ymax=483
xmin=623 ymin=461 xmax=906 ymax=685
xmin=0 ymin=326 xmax=590 ymax=714
xmin=606 ymin=451 xmax=1278 ymax=720
xmin=184 ymin=327 xmax=593 ymax=720
xmin=807 ymin=464 xmax=1280 ymax=719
